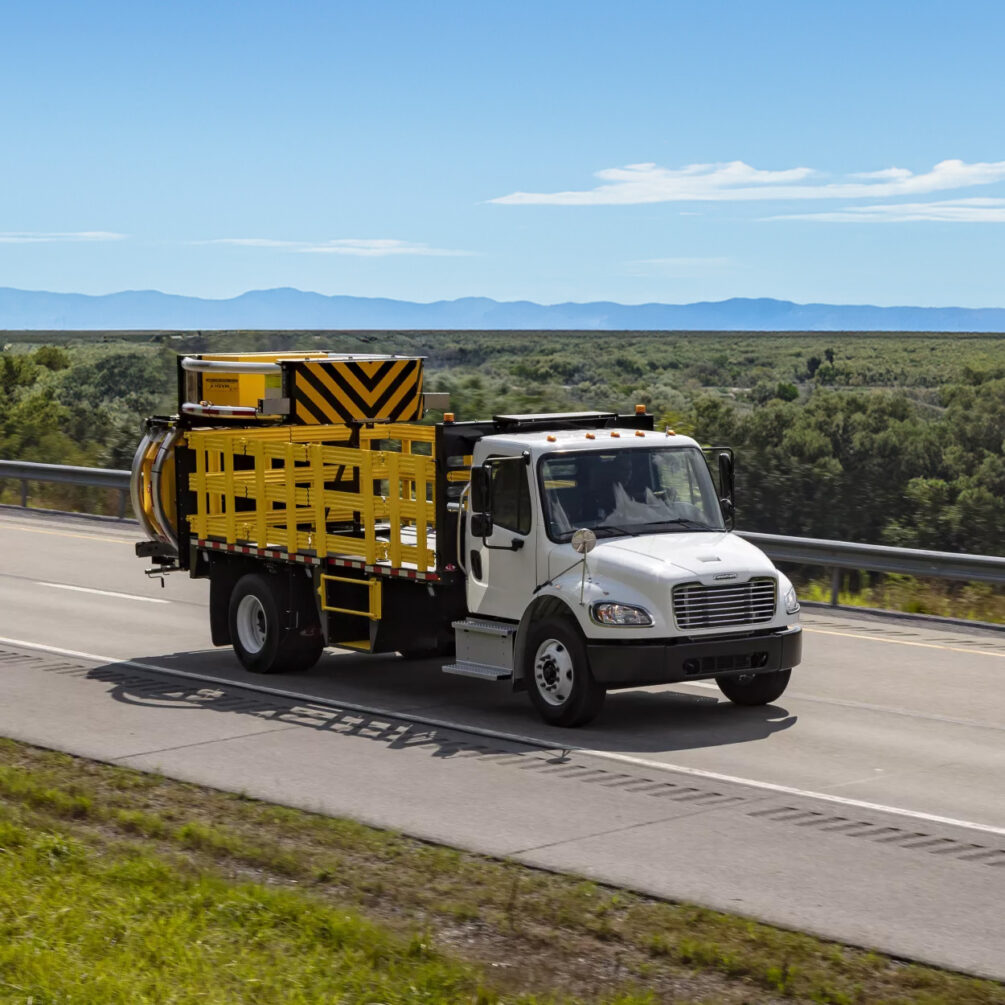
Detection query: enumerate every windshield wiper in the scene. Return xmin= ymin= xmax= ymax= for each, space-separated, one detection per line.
xmin=635 ymin=518 xmax=717 ymax=531
xmin=592 ymin=524 xmax=633 ymax=538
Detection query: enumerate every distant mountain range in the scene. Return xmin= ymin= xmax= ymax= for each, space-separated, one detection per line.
xmin=2 ymin=286 xmax=1004 ymax=332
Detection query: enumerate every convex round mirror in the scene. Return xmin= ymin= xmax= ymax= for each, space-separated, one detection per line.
xmin=571 ymin=528 xmax=597 ymax=554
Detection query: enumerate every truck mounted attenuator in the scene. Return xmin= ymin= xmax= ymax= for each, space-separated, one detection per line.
xmin=132 ymin=350 xmax=801 ymax=726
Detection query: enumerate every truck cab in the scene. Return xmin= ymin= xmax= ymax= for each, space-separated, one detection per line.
xmin=449 ymin=418 xmax=802 ymax=725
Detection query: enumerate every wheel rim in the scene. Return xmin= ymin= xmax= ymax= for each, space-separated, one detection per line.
xmin=533 ymin=638 xmax=574 ymax=707
xmin=236 ymin=594 xmax=268 ymax=654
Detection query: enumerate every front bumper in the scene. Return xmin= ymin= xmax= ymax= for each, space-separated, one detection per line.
xmin=587 ymin=625 xmax=802 ymax=687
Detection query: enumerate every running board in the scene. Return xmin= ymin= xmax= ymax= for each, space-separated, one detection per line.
xmin=450 ymin=617 xmax=517 ymax=679
xmin=442 ymin=660 xmax=512 ymax=681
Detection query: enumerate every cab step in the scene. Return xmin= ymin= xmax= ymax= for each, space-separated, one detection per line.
xmin=444 ymin=617 xmax=517 ymax=681
xmin=442 ymin=660 xmax=512 ymax=681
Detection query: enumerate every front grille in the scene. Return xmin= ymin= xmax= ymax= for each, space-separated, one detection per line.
xmin=673 ymin=577 xmax=776 ymax=630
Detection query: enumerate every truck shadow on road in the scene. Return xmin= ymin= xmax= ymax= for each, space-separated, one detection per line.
xmin=91 ymin=646 xmax=797 ymax=757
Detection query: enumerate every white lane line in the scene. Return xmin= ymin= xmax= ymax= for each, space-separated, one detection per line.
xmin=2 ymin=635 xmax=1004 ymax=840
xmin=36 ymin=583 xmax=170 ymax=605
xmin=805 ymin=626 xmax=1005 ymax=659
xmin=678 ymin=681 xmax=1005 ymax=732
xmin=0 ymin=524 xmax=136 ymax=545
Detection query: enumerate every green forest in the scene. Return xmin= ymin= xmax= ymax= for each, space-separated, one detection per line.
xmin=1 ymin=329 xmax=1003 ymax=568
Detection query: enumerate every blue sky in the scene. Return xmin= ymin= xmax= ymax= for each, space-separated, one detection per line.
xmin=2 ymin=0 xmax=1004 ymax=306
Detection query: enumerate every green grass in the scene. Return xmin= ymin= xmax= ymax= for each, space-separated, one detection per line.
xmin=797 ymin=573 xmax=1005 ymax=624
xmin=0 ymin=822 xmax=500 ymax=1004
xmin=0 ymin=739 xmax=1003 ymax=1004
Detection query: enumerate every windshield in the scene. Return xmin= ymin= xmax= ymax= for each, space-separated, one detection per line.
xmin=539 ymin=446 xmax=726 ymax=541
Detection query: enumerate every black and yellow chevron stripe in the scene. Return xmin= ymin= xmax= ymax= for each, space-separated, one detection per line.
xmin=290 ymin=359 xmax=424 ymax=425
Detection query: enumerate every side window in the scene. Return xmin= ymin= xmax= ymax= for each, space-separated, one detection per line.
xmin=491 ymin=458 xmax=532 ymax=535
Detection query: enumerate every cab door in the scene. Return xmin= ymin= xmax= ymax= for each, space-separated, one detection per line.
xmin=466 ymin=456 xmax=538 ymax=620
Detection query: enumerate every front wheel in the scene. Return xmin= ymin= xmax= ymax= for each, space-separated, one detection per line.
xmin=229 ymin=573 xmax=323 ymax=674
xmin=525 ymin=619 xmax=605 ymax=727
xmin=716 ymin=668 xmax=791 ymax=706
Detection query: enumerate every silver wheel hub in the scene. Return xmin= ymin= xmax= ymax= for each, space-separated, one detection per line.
xmin=533 ymin=638 xmax=574 ymax=707
xmin=236 ymin=594 xmax=268 ymax=654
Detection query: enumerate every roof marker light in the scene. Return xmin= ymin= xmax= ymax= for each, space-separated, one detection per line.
xmin=635 ymin=430 xmax=645 ymax=437
xmin=585 ymin=432 xmax=596 ymax=440
xmin=610 ymin=431 xmax=620 ymax=438
xmin=635 ymin=404 xmax=646 ymax=414
xmin=666 ymin=428 xmax=676 ymax=436
xmin=546 ymin=434 xmax=557 ymax=442
xmin=443 ymin=412 xmax=455 ymax=423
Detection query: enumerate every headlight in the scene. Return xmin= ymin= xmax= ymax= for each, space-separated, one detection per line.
xmin=591 ymin=602 xmax=653 ymax=626
xmin=783 ymin=584 xmax=800 ymax=615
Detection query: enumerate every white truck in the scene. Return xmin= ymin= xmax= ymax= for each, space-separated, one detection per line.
xmin=133 ymin=350 xmax=801 ymax=726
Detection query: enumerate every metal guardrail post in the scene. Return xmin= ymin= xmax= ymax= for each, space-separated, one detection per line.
xmin=830 ymin=567 xmax=842 ymax=606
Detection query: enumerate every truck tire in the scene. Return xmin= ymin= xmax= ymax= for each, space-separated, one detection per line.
xmin=229 ymin=573 xmax=323 ymax=674
xmin=525 ymin=618 xmax=605 ymax=727
xmin=716 ymin=669 xmax=791 ymax=706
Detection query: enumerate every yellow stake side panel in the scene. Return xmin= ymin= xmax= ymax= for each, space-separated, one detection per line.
xmin=186 ymin=423 xmax=436 ymax=572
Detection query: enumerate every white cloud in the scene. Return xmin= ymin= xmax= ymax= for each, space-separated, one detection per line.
xmin=202 ymin=237 xmax=299 ymax=248
xmin=202 ymin=237 xmax=473 ymax=257
xmin=297 ymin=239 xmax=472 ymax=257
xmin=765 ymin=198 xmax=1005 ymax=222
xmin=491 ymin=159 xmax=1005 ymax=206
xmin=0 ymin=231 xmax=126 ymax=243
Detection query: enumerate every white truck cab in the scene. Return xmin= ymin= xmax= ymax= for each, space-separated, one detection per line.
xmin=448 ymin=421 xmax=802 ymax=725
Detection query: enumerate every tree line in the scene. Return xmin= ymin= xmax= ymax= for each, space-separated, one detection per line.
xmin=1 ymin=333 xmax=1002 ymax=556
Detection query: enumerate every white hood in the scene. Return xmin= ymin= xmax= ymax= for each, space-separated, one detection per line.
xmin=599 ymin=531 xmax=777 ymax=585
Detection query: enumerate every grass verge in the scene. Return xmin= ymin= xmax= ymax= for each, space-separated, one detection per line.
xmin=797 ymin=573 xmax=1005 ymax=625
xmin=0 ymin=738 xmax=1002 ymax=1004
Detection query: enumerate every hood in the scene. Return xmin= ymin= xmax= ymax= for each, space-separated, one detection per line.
xmin=593 ymin=531 xmax=777 ymax=585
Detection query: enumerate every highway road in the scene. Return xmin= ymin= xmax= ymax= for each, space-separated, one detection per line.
xmin=1 ymin=506 xmax=1003 ymax=980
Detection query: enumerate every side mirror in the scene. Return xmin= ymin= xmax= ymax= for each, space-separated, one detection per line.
xmin=717 ymin=452 xmax=735 ymax=528
xmin=470 ymin=465 xmax=490 ymax=512
xmin=471 ymin=512 xmax=494 ymax=538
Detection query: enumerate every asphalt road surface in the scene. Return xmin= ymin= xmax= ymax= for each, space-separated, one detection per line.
xmin=1 ymin=507 xmax=1003 ymax=979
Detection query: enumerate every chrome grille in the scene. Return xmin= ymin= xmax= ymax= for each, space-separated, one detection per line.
xmin=673 ymin=577 xmax=776 ymax=630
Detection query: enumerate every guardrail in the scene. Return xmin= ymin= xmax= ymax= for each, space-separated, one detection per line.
xmin=737 ymin=531 xmax=1005 ymax=602
xmin=0 ymin=459 xmax=131 ymax=519
xmin=1 ymin=460 xmax=1004 ymax=600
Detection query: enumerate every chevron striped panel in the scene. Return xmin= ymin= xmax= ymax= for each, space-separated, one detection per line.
xmin=289 ymin=358 xmax=424 ymax=425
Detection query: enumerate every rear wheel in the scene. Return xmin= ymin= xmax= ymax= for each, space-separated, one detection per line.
xmin=525 ymin=618 xmax=605 ymax=727
xmin=716 ymin=668 xmax=791 ymax=706
xmin=229 ymin=573 xmax=323 ymax=674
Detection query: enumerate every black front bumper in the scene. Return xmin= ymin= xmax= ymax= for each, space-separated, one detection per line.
xmin=587 ymin=625 xmax=802 ymax=687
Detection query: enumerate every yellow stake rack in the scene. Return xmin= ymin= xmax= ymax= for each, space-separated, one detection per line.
xmin=187 ymin=422 xmax=437 ymax=572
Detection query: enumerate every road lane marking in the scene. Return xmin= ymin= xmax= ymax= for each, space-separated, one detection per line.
xmin=679 ymin=680 xmax=1005 ymax=731
xmin=804 ymin=627 xmax=1005 ymax=659
xmin=0 ymin=524 xmax=136 ymax=544
xmin=37 ymin=582 xmax=170 ymax=605
xmin=2 ymin=635 xmax=1004 ymax=840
